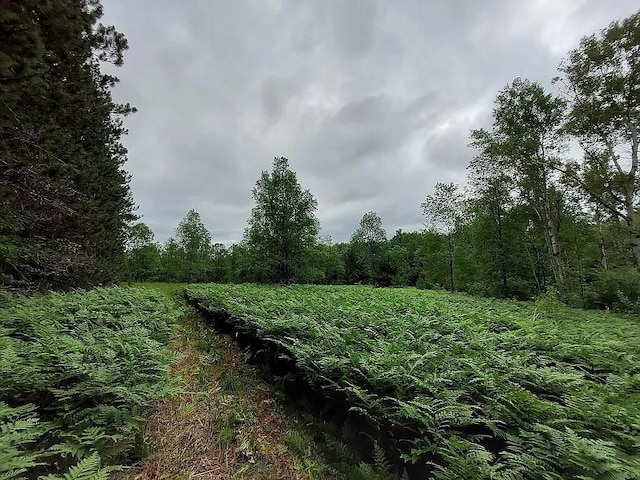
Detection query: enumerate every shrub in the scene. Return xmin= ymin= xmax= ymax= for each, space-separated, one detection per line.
xmin=589 ymin=266 xmax=640 ymax=312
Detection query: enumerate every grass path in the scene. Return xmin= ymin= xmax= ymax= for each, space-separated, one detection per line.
xmin=123 ymin=284 xmax=339 ymax=480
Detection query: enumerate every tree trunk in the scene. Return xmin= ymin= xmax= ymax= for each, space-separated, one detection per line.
xmin=595 ymin=208 xmax=608 ymax=270
xmin=627 ymin=125 xmax=640 ymax=267
xmin=493 ymin=201 xmax=509 ymax=296
xmin=447 ymin=233 xmax=455 ymax=292
xmin=571 ymin=223 xmax=587 ymax=308
xmin=538 ymin=169 xmax=567 ymax=295
xmin=527 ymin=222 xmax=546 ymax=295
xmin=544 ymin=209 xmax=566 ymax=293
xmin=625 ymin=198 xmax=640 ymax=268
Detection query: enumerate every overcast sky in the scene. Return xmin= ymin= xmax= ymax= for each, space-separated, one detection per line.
xmin=101 ymin=0 xmax=638 ymax=245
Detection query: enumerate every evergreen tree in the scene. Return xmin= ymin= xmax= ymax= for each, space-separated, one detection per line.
xmin=0 ymin=0 xmax=135 ymax=290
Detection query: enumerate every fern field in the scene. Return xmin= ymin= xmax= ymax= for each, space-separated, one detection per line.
xmin=0 ymin=287 xmax=178 ymax=479
xmin=185 ymin=284 xmax=640 ymax=480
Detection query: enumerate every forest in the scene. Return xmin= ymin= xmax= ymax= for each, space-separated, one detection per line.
xmin=1 ymin=1 xmax=639 ymax=479
xmin=1 ymin=3 xmax=639 ymax=313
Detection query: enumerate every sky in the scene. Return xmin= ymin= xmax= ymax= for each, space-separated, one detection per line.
xmin=100 ymin=0 xmax=638 ymax=246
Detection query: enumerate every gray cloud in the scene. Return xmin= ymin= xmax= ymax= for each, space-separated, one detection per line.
xmin=101 ymin=0 xmax=639 ymax=245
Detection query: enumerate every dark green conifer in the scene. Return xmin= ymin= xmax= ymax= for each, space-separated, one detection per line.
xmin=0 ymin=0 xmax=135 ymax=290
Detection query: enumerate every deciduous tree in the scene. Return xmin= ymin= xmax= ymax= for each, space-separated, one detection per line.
xmin=246 ymin=157 xmax=319 ymax=283
xmin=175 ymin=210 xmax=212 ymax=283
xmin=422 ymin=182 xmax=463 ymax=291
xmin=558 ymin=11 xmax=640 ymax=267
xmin=478 ymin=79 xmax=570 ymax=294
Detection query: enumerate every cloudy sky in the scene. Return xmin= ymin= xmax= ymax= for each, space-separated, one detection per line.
xmin=101 ymin=0 xmax=638 ymax=245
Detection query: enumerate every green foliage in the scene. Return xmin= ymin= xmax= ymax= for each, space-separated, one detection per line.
xmin=533 ymin=286 xmax=564 ymax=315
xmin=132 ymin=211 xmax=230 ymax=284
xmin=0 ymin=403 xmax=47 ymax=480
xmin=0 ymin=287 xmax=178 ymax=478
xmin=187 ymin=284 xmax=640 ymax=480
xmin=558 ymin=10 xmax=640 ymax=267
xmin=422 ymin=183 xmax=464 ymax=291
xmin=352 ymin=212 xmax=387 ymax=244
xmin=39 ymin=453 xmax=116 ymax=480
xmin=0 ymin=0 xmax=136 ymax=291
xmin=175 ymin=210 xmax=213 ymax=283
xmin=590 ymin=266 xmax=640 ymax=312
xmin=245 ymin=157 xmax=319 ymax=283
xmin=422 ymin=183 xmax=464 ymax=236
xmin=123 ymin=222 xmax=161 ymax=282
xmin=558 ymin=10 xmax=640 ymax=271
xmin=345 ymin=212 xmax=390 ymax=286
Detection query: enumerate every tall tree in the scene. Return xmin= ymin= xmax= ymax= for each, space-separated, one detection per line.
xmin=0 ymin=0 xmax=135 ymax=290
xmin=349 ymin=211 xmax=388 ymax=285
xmin=558 ymin=10 xmax=640 ymax=267
xmin=246 ymin=157 xmax=319 ymax=283
xmin=175 ymin=209 xmax=212 ymax=283
xmin=161 ymin=238 xmax=182 ymax=282
xmin=422 ymin=182 xmax=463 ymax=291
xmin=483 ymin=79 xmax=570 ymax=294
xmin=123 ymin=222 xmax=160 ymax=281
xmin=125 ymin=222 xmax=154 ymax=251
xmin=387 ymin=230 xmax=429 ymax=287
xmin=351 ymin=211 xmax=387 ymax=244
xmin=468 ymin=136 xmax=516 ymax=296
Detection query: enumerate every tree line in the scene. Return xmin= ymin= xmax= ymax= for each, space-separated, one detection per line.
xmin=2 ymin=2 xmax=638 ymax=313
xmin=126 ymin=11 xmax=640 ymax=313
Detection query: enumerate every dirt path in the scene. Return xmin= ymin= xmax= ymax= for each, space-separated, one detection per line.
xmin=124 ymin=308 xmax=338 ymax=480
xmin=119 ymin=284 xmax=397 ymax=480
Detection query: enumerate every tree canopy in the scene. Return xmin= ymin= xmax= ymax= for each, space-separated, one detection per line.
xmin=0 ymin=0 xmax=135 ymax=290
xmin=246 ymin=157 xmax=319 ymax=283
xmin=559 ymin=11 xmax=640 ymax=267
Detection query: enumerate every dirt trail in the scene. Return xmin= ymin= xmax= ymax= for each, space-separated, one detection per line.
xmin=124 ymin=307 xmax=338 ymax=480
xmin=120 ymin=285 xmax=397 ymax=480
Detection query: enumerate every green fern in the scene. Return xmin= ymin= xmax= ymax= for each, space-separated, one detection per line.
xmin=187 ymin=283 xmax=640 ymax=480
xmin=0 ymin=403 xmax=47 ymax=480
xmin=0 ymin=287 xmax=178 ymax=478
xmin=39 ymin=453 xmax=117 ymax=480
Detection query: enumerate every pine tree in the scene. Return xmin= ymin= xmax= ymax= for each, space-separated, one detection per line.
xmin=0 ymin=0 xmax=135 ymax=290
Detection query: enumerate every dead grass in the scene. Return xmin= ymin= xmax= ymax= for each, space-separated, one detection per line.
xmin=121 ymin=314 xmax=336 ymax=480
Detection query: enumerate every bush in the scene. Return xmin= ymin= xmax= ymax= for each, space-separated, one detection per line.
xmin=588 ymin=266 xmax=640 ymax=313
xmin=0 ymin=287 xmax=178 ymax=478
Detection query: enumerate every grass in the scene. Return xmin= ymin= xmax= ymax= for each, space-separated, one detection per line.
xmin=185 ymin=284 xmax=640 ymax=480
xmin=127 ymin=282 xmax=186 ymax=300
xmin=127 ymin=282 xmax=397 ymax=479
xmin=127 ymin=302 xmax=340 ymax=480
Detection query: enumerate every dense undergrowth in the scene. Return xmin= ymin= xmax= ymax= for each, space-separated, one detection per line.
xmin=0 ymin=287 xmax=178 ymax=479
xmin=185 ymin=284 xmax=640 ymax=480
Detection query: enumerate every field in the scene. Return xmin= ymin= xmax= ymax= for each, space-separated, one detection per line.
xmin=185 ymin=284 xmax=640 ymax=480
xmin=0 ymin=287 xmax=177 ymax=479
